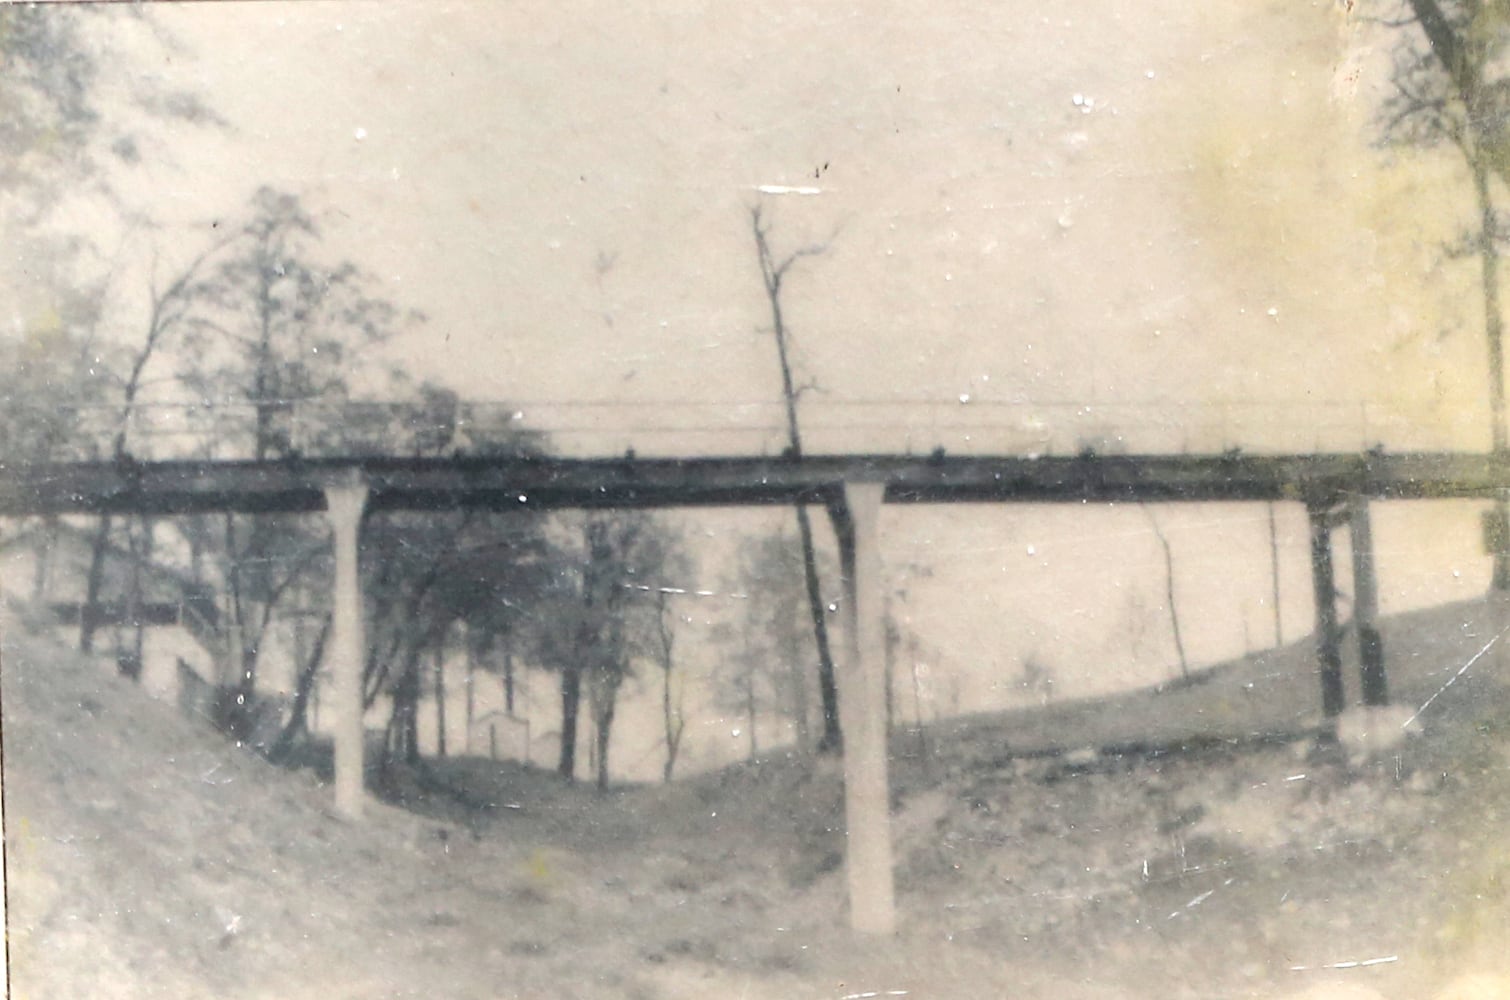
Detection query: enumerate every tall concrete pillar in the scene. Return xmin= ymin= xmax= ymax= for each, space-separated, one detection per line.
xmin=1307 ymin=500 xmax=1345 ymax=721
xmin=836 ymin=481 xmax=896 ymax=935
xmin=324 ymin=474 xmax=369 ymax=820
xmin=1349 ymin=495 xmax=1388 ymax=706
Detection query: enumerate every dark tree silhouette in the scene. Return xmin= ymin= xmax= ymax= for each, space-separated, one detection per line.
xmin=531 ymin=513 xmax=680 ymax=787
xmin=750 ymin=204 xmax=843 ymax=751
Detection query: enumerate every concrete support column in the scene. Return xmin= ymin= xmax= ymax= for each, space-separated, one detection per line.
xmin=1306 ymin=500 xmax=1346 ymax=721
xmin=835 ymin=481 xmax=896 ymax=935
xmin=1349 ymin=495 xmax=1388 ymax=706
xmin=324 ymin=474 xmax=369 ymax=820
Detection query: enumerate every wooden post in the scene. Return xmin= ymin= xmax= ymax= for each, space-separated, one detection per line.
xmin=1307 ymin=500 xmax=1346 ymax=721
xmin=324 ymin=474 xmax=368 ymax=820
xmin=1349 ymin=495 xmax=1388 ymax=706
xmin=835 ymin=481 xmax=896 ymax=935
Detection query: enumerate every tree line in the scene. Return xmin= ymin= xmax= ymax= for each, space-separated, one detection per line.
xmin=1 ymin=5 xmax=873 ymax=790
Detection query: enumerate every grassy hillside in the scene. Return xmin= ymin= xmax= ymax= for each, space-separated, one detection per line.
xmin=7 ymin=597 xmax=1510 ymax=998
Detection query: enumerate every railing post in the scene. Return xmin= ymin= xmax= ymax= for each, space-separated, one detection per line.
xmin=835 ymin=481 xmax=896 ymax=935
xmin=324 ymin=472 xmax=369 ymax=820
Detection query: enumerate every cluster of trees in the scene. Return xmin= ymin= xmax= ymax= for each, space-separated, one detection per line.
xmin=0 ymin=6 xmax=711 ymax=788
xmin=0 ymin=14 xmax=863 ymax=790
xmin=3 ymin=166 xmax=700 ymax=786
xmin=26 ymin=187 xmax=713 ymax=785
xmin=0 ymin=8 xmax=883 ymax=793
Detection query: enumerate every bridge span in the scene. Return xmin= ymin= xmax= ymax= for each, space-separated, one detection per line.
xmin=4 ymin=449 xmax=1510 ymax=515
xmin=5 ymin=448 xmax=1507 ymax=935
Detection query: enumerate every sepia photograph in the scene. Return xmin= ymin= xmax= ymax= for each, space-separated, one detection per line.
xmin=5 ymin=1 xmax=1510 ymax=996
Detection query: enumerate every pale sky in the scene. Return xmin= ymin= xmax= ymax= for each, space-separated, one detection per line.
xmin=70 ymin=0 xmax=1491 ymax=458
xmin=8 ymin=2 xmax=1502 ymax=768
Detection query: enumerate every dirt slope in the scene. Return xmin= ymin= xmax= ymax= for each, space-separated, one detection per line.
xmin=7 ymin=598 xmax=1510 ymax=998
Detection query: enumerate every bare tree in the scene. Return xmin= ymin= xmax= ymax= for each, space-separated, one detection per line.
xmin=0 ymin=6 xmax=227 ymax=658
xmin=80 ymin=240 xmax=234 ymax=656
xmin=750 ymin=204 xmax=842 ymax=751
xmin=268 ymin=607 xmax=333 ymax=762
xmin=1142 ymin=506 xmax=1190 ymax=682
xmin=716 ymin=528 xmax=834 ymax=755
xmin=433 ymin=631 xmax=449 ymax=759
xmin=164 ymin=188 xmax=422 ymax=732
xmin=652 ymin=590 xmax=689 ymax=783
xmin=710 ymin=621 xmax=765 ymax=761
xmin=1385 ymin=1 xmax=1510 ymax=587
xmin=531 ymin=513 xmax=679 ymax=787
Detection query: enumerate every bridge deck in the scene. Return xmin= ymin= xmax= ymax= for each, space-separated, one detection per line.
xmin=3 ymin=451 xmax=1510 ymax=517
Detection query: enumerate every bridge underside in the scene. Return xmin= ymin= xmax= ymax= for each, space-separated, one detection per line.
xmin=5 ymin=449 xmax=1505 ymax=935
xmin=5 ymin=450 xmax=1510 ymax=517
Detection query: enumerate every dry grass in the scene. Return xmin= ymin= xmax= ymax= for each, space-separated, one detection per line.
xmin=7 ymin=596 xmax=1510 ymax=998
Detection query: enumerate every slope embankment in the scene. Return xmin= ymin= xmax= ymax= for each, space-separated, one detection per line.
xmin=8 ymin=597 xmax=1510 ymax=999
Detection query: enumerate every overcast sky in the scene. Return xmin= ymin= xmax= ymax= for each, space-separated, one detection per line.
xmin=9 ymin=1 xmax=1499 ymax=720
xmin=63 ymin=0 xmax=1488 ymax=458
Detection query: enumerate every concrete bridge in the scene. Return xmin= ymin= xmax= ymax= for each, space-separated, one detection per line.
xmin=5 ymin=448 xmax=1509 ymax=935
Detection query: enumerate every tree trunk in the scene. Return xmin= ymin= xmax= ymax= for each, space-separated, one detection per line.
xmin=656 ymin=593 xmax=684 ymax=782
xmin=79 ymin=513 xmax=112 ymax=653
xmin=503 ymin=637 xmax=516 ymax=715
xmin=188 ymin=515 xmax=205 ymax=586
xmin=31 ymin=516 xmax=58 ymax=602
xmin=908 ymin=636 xmax=928 ymax=756
xmin=222 ymin=512 xmax=244 ymax=689
xmin=120 ymin=516 xmax=145 ymax=681
xmin=386 ymin=641 xmax=423 ymax=767
xmin=558 ymin=666 xmax=581 ymax=780
xmin=745 ymin=672 xmax=758 ymax=760
xmin=233 ymin=517 xmax=273 ymax=704
xmin=795 ymin=506 xmax=842 ymax=749
xmin=594 ymin=695 xmax=616 ymax=791
xmin=270 ymin=612 xmax=332 ymax=761
xmin=1472 ymin=150 xmax=1510 ymax=590
xmin=752 ymin=206 xmax=843 ymax=752
xmin=1267 ymin=502 xmax=1283 ymax=646
xmin=382 ymin=706 xmax=401 ymax=768
xmin=404 ymin=674 xmax=421 ymax=765
xmin=433 ymin=637 xmax=447 ymax=759
xmin=385 ymin=687 xmax=418 ymax=769
xmin=465 ymin=629 xmax=477 ymax=754
xmin=1145 ymin=507 xmax=1190 ymax=681
xmin=661 ymin=665 xmax=683 ymax=783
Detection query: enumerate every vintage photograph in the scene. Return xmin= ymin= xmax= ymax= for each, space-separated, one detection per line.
xmin=4 ymin=1 xmax=1510 ymax=997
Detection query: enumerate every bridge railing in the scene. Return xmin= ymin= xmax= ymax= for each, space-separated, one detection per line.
xmin=1 ymin=396 xmax=1487 ymax=464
